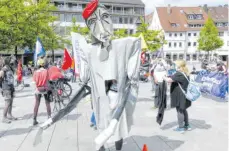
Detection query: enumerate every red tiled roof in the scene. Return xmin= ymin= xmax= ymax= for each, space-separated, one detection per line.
xmin=156 ymin=7 xmax=208 ymax=32
xmin=145 ymin=12 xmax=154 ymax=25
xmin=208 ymin=6 xmax=228 ymax=22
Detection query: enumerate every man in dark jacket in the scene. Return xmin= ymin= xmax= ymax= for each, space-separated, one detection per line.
xmin=0 ymin=56 xmax=17 ymax=124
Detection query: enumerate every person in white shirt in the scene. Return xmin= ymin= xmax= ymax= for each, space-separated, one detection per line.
xmin=152 ymin=57 xmax=168 ymax=108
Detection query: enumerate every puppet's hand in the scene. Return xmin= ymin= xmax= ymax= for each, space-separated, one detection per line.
xmin=39 ymin=118 xmax=53 ymax=130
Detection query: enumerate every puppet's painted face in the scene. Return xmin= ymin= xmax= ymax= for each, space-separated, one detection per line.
xmin=86 ymin=6 xmax=113 ymax=43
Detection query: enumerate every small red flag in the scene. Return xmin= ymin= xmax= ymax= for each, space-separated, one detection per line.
xmin=17 ymin=60 xmax=23 ymax=82
xmin=62 ymin=48 xmax=72 ymax=70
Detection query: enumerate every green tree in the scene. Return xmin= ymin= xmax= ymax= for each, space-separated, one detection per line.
xmin=198 ymin=17 xmax=224 ymax=60
xmin=0 ymin=0 xmax=67 ymax=57
xmin=112 ymin=29 xmax=128 ymax=39
xmin=133 ymin=17 xmax=166 ymax=52
xmin=67 ymin=17 xmax=90 ymax=41
xmin=69 ymin=18 xmax=89 ymax=35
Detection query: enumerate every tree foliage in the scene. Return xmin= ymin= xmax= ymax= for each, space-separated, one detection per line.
xmin=0 ymin=0 xmax=67 ymax=54
xmin=133 ymin=17 xmax=166 ymax=52
xmin=112 ymin=29 xmax=128 ymax=39
xmin=198 ymin=17 xmax=224 ymax=53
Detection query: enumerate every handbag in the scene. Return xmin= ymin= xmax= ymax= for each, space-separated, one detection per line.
xmin=178 ymin=72 xmax=201 ymax=102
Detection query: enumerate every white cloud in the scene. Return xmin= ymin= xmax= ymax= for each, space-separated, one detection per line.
xmin=142 ymin=0 xmax=229 ymax=14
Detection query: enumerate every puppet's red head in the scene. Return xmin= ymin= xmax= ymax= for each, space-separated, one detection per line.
xmin=82 ymin=0 xmax=99 ymax=20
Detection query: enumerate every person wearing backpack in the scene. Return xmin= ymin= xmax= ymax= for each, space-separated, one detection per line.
xmin=0 ymin=56 xmax=17 ymax=124
xmin=33 ymin=59 xmax=51 ymax=126
xmin=163 ymin=60 xmax=192 ymax=132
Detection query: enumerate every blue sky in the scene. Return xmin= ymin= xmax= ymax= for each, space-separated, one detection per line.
xmin=142 ymin=0 xmax=229 ymax=14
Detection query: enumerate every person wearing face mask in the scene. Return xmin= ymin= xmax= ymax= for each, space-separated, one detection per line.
xmin=0 ymin=56 xmax=17 ymax=123
xmin=163 ymin=60 xmax=192 ymax=132
xmin=152 ymin=55 xmax=168 ymax=109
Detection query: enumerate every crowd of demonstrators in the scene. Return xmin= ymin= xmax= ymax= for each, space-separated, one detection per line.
xmin=0 ymin=56 xmax=17 ymax=123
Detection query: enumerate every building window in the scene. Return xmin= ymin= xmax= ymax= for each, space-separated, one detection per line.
xmin=188 ymin=33 xmax=191 ymax=36
xmin=60 ymin=13 xmax=65 ymax=22
xmin=129 ymin=18 xmax=133 ymax=24
xmin=174 ymin=42 xmax=177 ymax=47
xmin=169 ymin=42 xmax=172 ymax=47
xmin=217 ymin=23 xmax=223 ymax=27
xmin=193 ymin=54 xmax=197 ymax=61
xmin=188 ymin=42 xmax=191 ymax=46
xmin=173 ymin=54 xmax=177 ymax=61
xmin=179 ymin=54 xmax=184 ymax=59
xmin=66 ymin=13 xmax=72 ymax=22
xmin=219 ymin=32 xmax=224 ymax=36
xmin=119 ymin=17 xmax=123 ymax=24
xmin=193 ymin=42 xmax=197 ymax=46
xmin=196 ymin=14 xmax=203 ymax=20
xmin=188 ymin=15 xmax=194 ymax=20
xmin=129 ymin=29 xmax=133 ymax=35
xmin=124 ymin=17 xmax=128 ymax=24
xmin=180 ymin=33 xmax=183 ymax=36
xmin=194 ymin=33 xmax=197 ymax=36
xmin=175 ymin=33 xmax=177 ymax=37
xmin=171 ymin=23 xmax=176 ymax=27
xmin=187 ymin=54 xmax=190 ymax=61
xmin=112 ymin=16 xmax=119 ymax=23
xmin=179 ymin=42 xmax=182 ymax=47
xmin=169 ymin=33 xmax=172 ymax=37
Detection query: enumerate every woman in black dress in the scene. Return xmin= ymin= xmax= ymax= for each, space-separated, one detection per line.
xmin=163 ymin=60 xmax=191 ymax=132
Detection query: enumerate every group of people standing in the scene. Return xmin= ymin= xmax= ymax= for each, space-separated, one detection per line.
xmin=150 ymin=56 xmax=192 ymax=132
xmin=0 ymin=56 xmax=64 ymax=126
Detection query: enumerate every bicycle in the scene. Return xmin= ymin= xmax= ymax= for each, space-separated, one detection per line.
xmin=48 ymin=79 xmax=70 ymax=112
xmin=58 ymin=77 xmax=72 ymax=98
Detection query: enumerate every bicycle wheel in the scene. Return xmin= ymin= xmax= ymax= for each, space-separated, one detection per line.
xmin=62 ymin=82 xmax=72 ymax=98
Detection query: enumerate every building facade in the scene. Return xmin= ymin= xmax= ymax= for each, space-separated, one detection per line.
xmin=148 ymin=5 xmax=229 ymax=62
xmin=50 ymin=0 xmax=145 ymax=36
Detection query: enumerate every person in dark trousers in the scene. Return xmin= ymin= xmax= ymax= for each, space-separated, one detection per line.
xmin=163 ymin=60 xmax=191 ymax=132
xmin=0 ymin=56 xmax=17 ymax=123
xmin=33 ymin=59 xmax=51 ymax=126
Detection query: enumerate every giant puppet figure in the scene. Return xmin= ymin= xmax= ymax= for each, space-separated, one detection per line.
xmin=37 ymin=0 xmax=141 ymax=150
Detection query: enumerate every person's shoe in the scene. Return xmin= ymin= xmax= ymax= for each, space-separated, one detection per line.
xmin=115 ymin=139 xmax=123 ymax=151
xmin=33 ymin=120 xmax=39 ymax=126
xmin=97 ymin=146 xmax=105 ymax=151
xmin=8 ymin=116 xmax=18 ymax=121
xmin=90 ymin=123 xmax=94 ymax=127
xmin=184 ymin=125 xmax=191 ymax=131
xmin=2 ymin=118 xmax=11 ymax=124
xmin=151 ymin=106 xmax=157 ymax=110
xmin=173 ymin=127 xmax=185 ymax=133
xmin=94 ymin=126 xmax=97 ymax=130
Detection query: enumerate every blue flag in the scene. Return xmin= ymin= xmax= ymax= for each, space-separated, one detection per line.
xmin=34 ymin=37 xmax=46 ymax=65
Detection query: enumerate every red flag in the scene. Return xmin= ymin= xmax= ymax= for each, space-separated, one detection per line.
xmin=62 ymin=48 xmax=72 ymax=70
xmin=17 ymin=60 xmax=23 ymax=82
